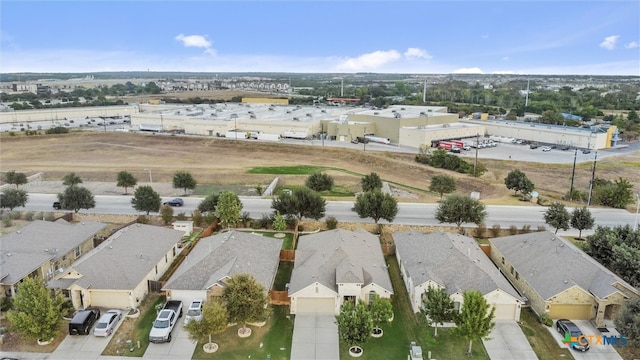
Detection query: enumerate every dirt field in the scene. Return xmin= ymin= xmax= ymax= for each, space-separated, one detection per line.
xmin=1 ymin=132 xmax=639 ymax=207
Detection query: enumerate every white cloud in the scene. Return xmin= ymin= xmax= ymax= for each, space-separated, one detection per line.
xmin=625 ymin=41 xmax=639 ymax=49
xmin=404 ymin=48 xmax=431 ymax=60
xmin=175 ymin=34 xmax=215 ymax=55
xmin=452 ymin=67 xmax=484 ymax=74
xmin=599 ymin=35 xmax=619 ymax=50
xmin=335 ymin=50 xmax=401 ymax=71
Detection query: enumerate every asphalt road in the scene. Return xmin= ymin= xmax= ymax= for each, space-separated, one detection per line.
xmin=22 ymin=193 xmax=639 ymax=236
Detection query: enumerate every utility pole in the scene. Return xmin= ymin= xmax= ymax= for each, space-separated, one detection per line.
xmin=569 ymin=148 xmax=577 ymax=199
xmin=363 ymin=126 xmax=366 ymax=152
xmin=321 ymin=121 xmax=324 ymax=147
xmin=587 ymin=151 xmax=598 ymax=206
xmin=423 ymin=79 xmax=427 ymax=103
xmin=473 ymin=133 xmax=479 ymax=177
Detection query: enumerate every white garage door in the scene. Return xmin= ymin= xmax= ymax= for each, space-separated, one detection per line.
xmin=296 ymin=297 xmax=335 ymax=314
xmin=494 ymin=304 xmax=517 ymax=320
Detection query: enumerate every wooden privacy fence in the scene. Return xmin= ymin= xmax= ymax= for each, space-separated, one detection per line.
xmin=280 ymin=249 xmax=295 ymax=261
xmin=269 ymin=290 xmax=290 ymax=305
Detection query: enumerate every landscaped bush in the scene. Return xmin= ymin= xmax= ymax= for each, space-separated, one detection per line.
xmin=509 ymin=225 xmax=518 ymax=235
xmin=136 ymin=215 xmax=149 ymax=224
xmin=175 ymin=212 xmax=187 ymax=221
xmin=326 ymin=216 xmax=338 ymax=230
xmin=191 ymin=209 xmax=204 ymax=227
xmin=490 ymin=224 xmax=501 ymax=237
xmin=45 ymin=126 xmax=69 ymax=134
xmin=258 ymin=213 xmax=272 ymax=229
xmin=539 ymin=313 xmax=553 ymax=327
xmin=240 ymin=212 xmax=252 ymax=227
xmin=521 ymin=224 xmax=531 ymax=233
xmin=0 ymin=296 xmax=12 ymax=312
xmin=2 ymin=218 xmax=12 ymax=227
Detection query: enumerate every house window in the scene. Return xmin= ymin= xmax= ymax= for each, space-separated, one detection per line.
xmin=315 ymin=286 xmax=319 ymax=294
xmin=453 ymin=301 xmax=461 ymax=312
xmin=369 ymin=291 xmax=377 ymax=305
xmin=515 ymin=272 xmax=520 ymax=280
xmin=501 ymin=257 xmax=505 ymax=265
xmin=510 ymin=265 xmax=514 ymax=275
xmin=74 ymin=246 xmax=81 ymax=259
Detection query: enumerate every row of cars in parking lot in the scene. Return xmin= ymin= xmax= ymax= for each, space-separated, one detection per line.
xmin=524 ymin=140 xmax=592 ymax=154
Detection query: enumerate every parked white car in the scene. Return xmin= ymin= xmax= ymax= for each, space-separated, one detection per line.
xmin=184 ymin=300 xmax=203 ymax=325
xmin=541 ymin=146 xmax=552 ymax=152
xmin=94 ymin=309 xmax=122 ymax=337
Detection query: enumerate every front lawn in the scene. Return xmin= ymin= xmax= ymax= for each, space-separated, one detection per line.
xmin=338 ymin=255 xmax=490 ymax=359
xmin=191 ymin=305 xmax=293 ymax=360
xmin=518 ymin=308 xmax=574 ymax=360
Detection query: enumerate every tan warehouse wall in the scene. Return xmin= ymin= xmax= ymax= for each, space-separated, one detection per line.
xmin=0 ymin=105 xmax=138 ymax=124
xmin=399 ymin=124 xmax=486 ymax=149
xmin=242 ymin=97 xmax=289 ymax=105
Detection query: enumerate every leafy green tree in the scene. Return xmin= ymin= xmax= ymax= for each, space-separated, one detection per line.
xmin=6 ymin=277 xmax=65 ymax=342
xmin=369 ymin=297 xmax=393 ymax=332
xmin=198 ymin=193 xmax=220 ymax=214
xmin=3 ymin=170 xmax=28 ymax=189
xmin=504 ymin=169 xmax=534 ymax=197
xmin=116 ymin=170 xmax=137 ymax=194
xmin=160 ymin=205 xmax=174 ymax=225
xmin=214 ymin=191 xmax=243 ymax=230
xmin=335 ymin=300 xmax=373 ymax=350
xmin=131 ymin=185 xmax=161 ymax=215
xmin=614 ymin=297 xmax=640 ymax=348
xmin=354 ymin=190 xmax=398 ymax=224
xmin=183 ymin=299 xmax=228 ymax=348
xmin=0 ymin=188 xmax=28 ymax=210
xmin=435 ymin=194 xmax=487 ymax=229
xmin=585 ymin=225 xmax=640 ymax=287
xmin=222 ymin=274 xmax=270 ymax=334
xmin=611 ymin=243 xmax=640 ymax=287
xmin=429 ymin=174 xmax=456 ymax=200
xmin=305 ymin=172 xmax=334 ymax=192
xmin=593 ymin=177 xmax=634 ymax=209
xmin=543 ymin=203 xmax=571 ymax=234
xmin=627 ymin=110 xmax=639 ymax=123
xmin=421 ymin=285 xmax=454 ymax=337
xmin=172 ymin=171 xmax=197 ymax=194
xmin=271 ymin=187 xmax=326 ymax=222
xmin=62 ymin=172 xmax=83 ymax=186
xmin=571 ymin=207 xmax=594 ymax=239
xmin=454 ymin=290 xmax=496 ymax=355
xmin=361 ymin=172 xmax=383 ymax=192
xmin=57 ymin=185 xmax=95 ymax=213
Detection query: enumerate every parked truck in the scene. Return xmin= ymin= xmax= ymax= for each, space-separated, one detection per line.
xmin=149 ymin=300 xmax=183 ymax=343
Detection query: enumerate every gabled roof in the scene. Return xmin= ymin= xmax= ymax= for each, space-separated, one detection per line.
xmin=289 ymin=228 xmax=392 ymax=295
xmin=55 ymin=224 xmax=183 ymax=290
xmin=162 ymin=231 xmax=282 ymax=292
xmin=489 ymin=231 xmax=639 ymax=300
xmin=394 ymin=231 xmax=521 ymax=300
xmin=0 ymin=220 xmax=107 ymax=285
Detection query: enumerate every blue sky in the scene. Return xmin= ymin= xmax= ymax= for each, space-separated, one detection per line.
xmin=1 ymin=1 xmax=639 ymax=75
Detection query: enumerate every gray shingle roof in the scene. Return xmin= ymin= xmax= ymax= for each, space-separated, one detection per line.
xmin=489 ymin=231 xmax=639 ymax=300
xmin=162 ymin=231 xmax=282 ymax=292
xmin=394 ymin=231 xmax=521 ymax=300
xmin=62 ymin=224 xmax=183 ymax=290
xmin=289 ymin=229 xmax=393 ymax=295
xmin=0 ymin=220 xmax=107 ymax=284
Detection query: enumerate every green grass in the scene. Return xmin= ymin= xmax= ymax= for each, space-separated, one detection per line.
xmin=518 ymin=307 xmax=574 ymax=360
xmin=241 ymin=230 xmax=294 ymax=249
xmin=248 ymin=165 xmax=327 ymax=175
xmin=191 ymin=305 xmax=293 ymax=360
xmin=193 ymin=184 xmax=257 ymax=196
xmin=276 ymin=184 xmax=355 ymax=198
xmin=273 ymin=261 xmax=294 ymax=291
xmin=339 ymin=255 xmax=490 ymax=359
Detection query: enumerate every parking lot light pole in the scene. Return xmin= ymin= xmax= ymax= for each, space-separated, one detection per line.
xmin=143 ymin=169 xmax=152 ymax=184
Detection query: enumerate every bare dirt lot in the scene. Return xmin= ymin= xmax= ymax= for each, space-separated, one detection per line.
xmin=1 ymin=132 xmax=639 ymax=207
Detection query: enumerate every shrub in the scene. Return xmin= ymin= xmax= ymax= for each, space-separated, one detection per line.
xmin=22 ymin=211 xmax=34 ymax=221
xmin=45 ymin=126 xmax=69 ymax=134
xmin=539 ymin=313 xmax=553 ymax=327
xmin=0 ymin=297 xmax=13 ymax=312
xmin=240 ymin=212 xmax=252 ymax=227
xmin=136 ymin=215 xmax=149 ymax=224
xmin=191 ymin=209 xmax=204 ymax=227
xmin=489 ymin=224 xmax=501 ymax=237
xmin=9 ymin=211 xmax=21 ymax=220
xmin=175 ymin=212 xmax=187 ymax=221
xmin=305 ymin=172 xmax=334 ymax=192
xmin=44 ymin=212 xmax=55 ymax=221
xmin=476 ymin=222 xmax=487 ymax=238
xmin=325 ymin=216 xmax=338 ymax=230
xmin=258 ymin=213 xmax=272 ymax=229
xmin=521 ymin=224 xmax=531 ymax=233
xmin=2 ymin=218 xmax=12 ymax=227
xmin=509 ymin=225 xmax=518 ymax=235
xmin=537 ymin=225 xmax=546 ymax=231
xmin=160 ymin=205 xmax=174 ymax=225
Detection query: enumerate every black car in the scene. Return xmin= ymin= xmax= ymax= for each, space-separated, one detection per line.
xmin=163 ymin=198 xmax=184 ymax=207
xmin=582 ymin=149 xmax=591 ymax=154
xmin=556 ymin=319 xmax=590 ymax=351
xmin=53 ymin=201 xmax=62 ymax=210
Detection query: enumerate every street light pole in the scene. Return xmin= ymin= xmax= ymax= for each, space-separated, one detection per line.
xmin=143 ymin=169 xmax=152 ymax=184
xmin=569 ymin=148 xmax=577 ymax=199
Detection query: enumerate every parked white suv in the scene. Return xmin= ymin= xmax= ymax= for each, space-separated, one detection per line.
xmin=184 ymin=300 xmax=203 ymax=325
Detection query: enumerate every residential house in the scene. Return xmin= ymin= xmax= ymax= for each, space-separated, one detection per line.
xmin=0 ymin=219 xmax=107 ymax=298
xmin=489 ymin=231 xmax=639 ymax=327
xmin=48 ymin=224 xmax=184 ymax=310
xmin=288 ymin=228 xmax=393 ymax=315
xmin=162 ymin=230 xmax=282 ymax=305
xmin=394 ymin=231 xmax=523 ymax=320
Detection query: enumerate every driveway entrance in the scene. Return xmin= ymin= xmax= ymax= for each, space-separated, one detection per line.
xmin=291 ymin=314 xmax=339 ymax=360
xmin=483 ymin=320 xmax=538 ymax=360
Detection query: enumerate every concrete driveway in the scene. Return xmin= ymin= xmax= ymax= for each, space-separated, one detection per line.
xmin=548 ymin=320 xmax=623 ymax=360
xmin=483 ymin=320 xmax=538 ymax=360
xmin=142 ymin=316 xmax=196 ymax=360
xmin=291 ymin=314 xmax=339 ymax=360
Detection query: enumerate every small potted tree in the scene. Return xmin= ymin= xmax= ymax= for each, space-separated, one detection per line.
xmin=369 ymin=297 xmax=393 ymax=338
xmin=336 ymin=300 xmax=373 ymax=357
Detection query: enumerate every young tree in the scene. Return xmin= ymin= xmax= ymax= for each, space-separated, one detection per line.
xmin=421 ymin=285 xmax=454 ymax=337
xmin=272 ymin=211 xmax=287 ymax=231
xmin=429 ymin=174 xmax=456 ymax=200
xmin=131 ymin=185 xmax=161 ymax=215
xmin=62 ymin=172 xmax=83 ymax=186
xmin=160 ymin=205 xmax=174 ymax=225
xmin=571 ymin=206 xmax=594 ymax=239
xmin=6 ymin=277 xmax=65 ymax=342
xmin=504 ymin=169 xmax=534 ymax=197
xmin=57 ymin=185 xmax=95 ymax=213
xmin=183 ymin=299 xmax=228 ymax=350
xmin=198 ymin=193 xmax=220 ymax=214
xmin=369 ymin=297 xmax=393 ymax=334
xmin=454 ymin=290 xmax=496 ymax=355
xmin=305 ymin=172 xmax=334 ymax=192
xmin=336 ymin=300 xmax=373 ymax=353
xmin=222 ymin=274 xmax=270 ymax=334
xmin=271 ymin=187 xmax=326 ymax=222
xmin=214 ymin=191 xmax=243 ymax=230
xmin=116 ymin=170 xmax=137 ymax=194
xmin=543 ymin=202 xmax=571 ymax=234
xmin=3 ymin=170 xmax=28 ymax=189
xmin=354 ymin=190 xmax=398 ymax=224
xmin=361 ymin=172 xmax=383 ymax=192
xmin=172 ymin=171 xmax=197 ymax=194
xmin=0 ymin=188 xmax=28 ymax=210
xmin=614 ymin=297 xmax=640 ymax=348
xmin=435 ymin=194 xmax=487 ymax=230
